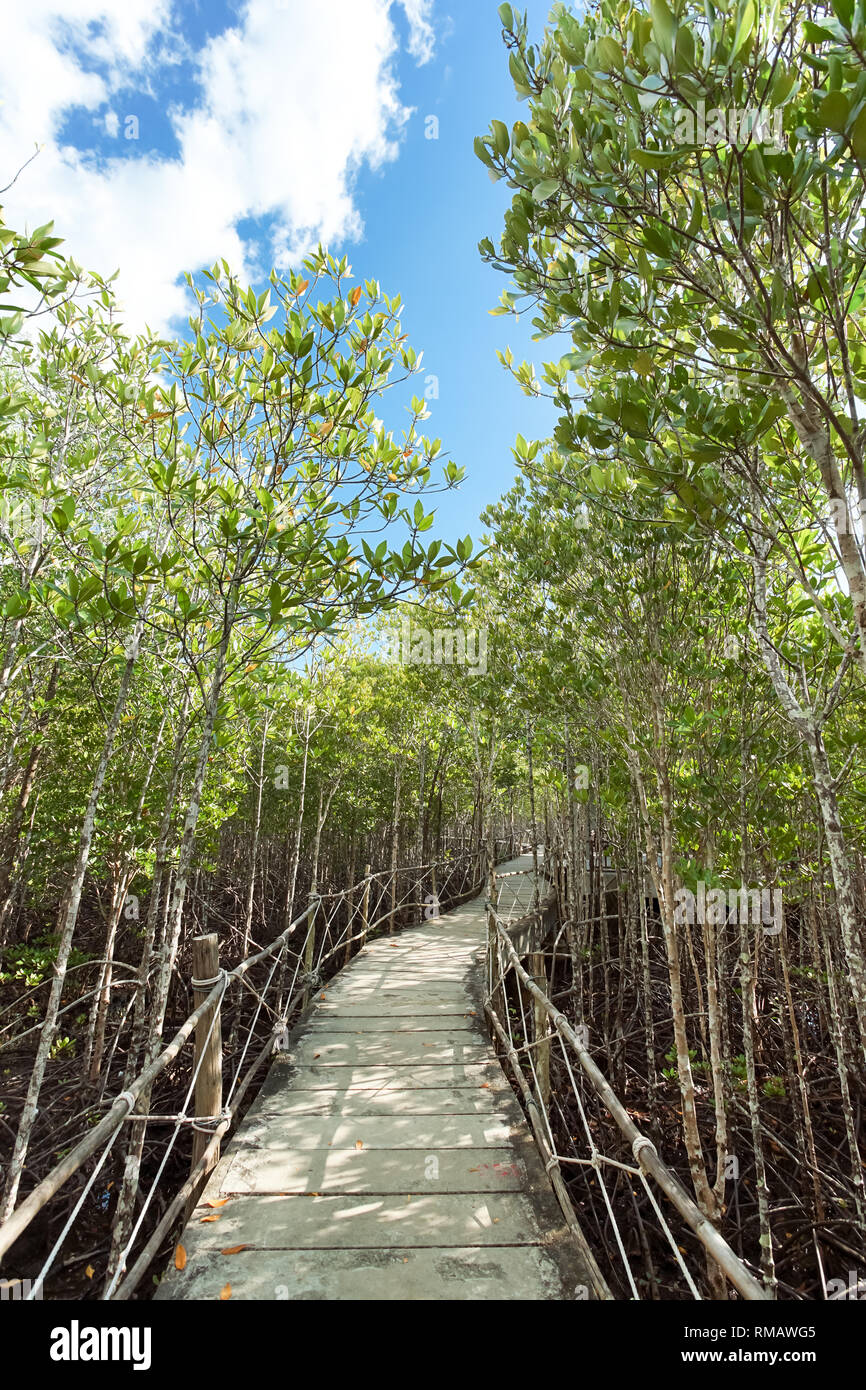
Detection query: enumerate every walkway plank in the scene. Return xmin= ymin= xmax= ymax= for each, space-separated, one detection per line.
xmin=155 ymin=856 xmax=597 ymax=1301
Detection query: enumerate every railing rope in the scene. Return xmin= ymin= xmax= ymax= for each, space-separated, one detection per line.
xmin=0 ymin=895 xmax=318 ymax=1266
xmin=486 ymin=879 xmax=771 ymax=1303
xmin=0 ymin=844 xmax=498 ymax=1293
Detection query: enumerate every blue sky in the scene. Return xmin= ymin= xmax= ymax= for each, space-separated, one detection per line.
xmin=346 ymin=1 xmax=560 ymax=543
xmin=1 ymin=0 xmax=562 ymax=548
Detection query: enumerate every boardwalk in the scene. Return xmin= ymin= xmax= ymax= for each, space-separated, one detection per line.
xmin=156 ymin=856 xmax=595 ymax=1300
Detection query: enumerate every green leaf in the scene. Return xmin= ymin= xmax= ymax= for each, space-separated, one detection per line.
xmin=732 ymin=0 xmax=756 ymax=58
xmin=532 ymin=179 xmax=561 ymax=202
xmin=850 ymin=104 xmax=866 ymax=159
xmin=632 ymin=148 xmax=681 ymax=171
xmin=474 ymin=136 xmax=494 ymax=168
xmin=802 ymin=21 xmax=836 ymax=43
xmin=650 ymin=0 xmax=677 ymax=56
xmin=708 ymin=327 xmax=752 ymax=350
xmin=596 ymin=35 xmax=623 ymax=71
xmin=491 ymin=120 xmax=510 ymax=156
xmin=830 ymin=0 xmax=854 ymax=28
xmin=819 ymin=90 xmax=850 ymax=134
xmin=642 ymin=226 xmax=672 ymax=258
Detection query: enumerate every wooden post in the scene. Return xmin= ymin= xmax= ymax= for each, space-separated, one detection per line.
xmin=431 ymin=863 xmax=438 ymax=918
xmin=190 ymin=934 xmax=222 ymax=1181
xmin=343 ymin=882 xmax=355 ymax=966
xmin=530 ymin=949 xmax=551 ymax=1111
xmin=487 ymin=859 xmax=504 ymax=1022
xmin=302 ymin=893 xmax=317 ymax=1012
xmin=360 ymin=865 xmax=371 ymax=950
xmin=343 ymin=838 xmax=357 ymax=965
xmin=389 ymin=762 xmax=400 ymax=933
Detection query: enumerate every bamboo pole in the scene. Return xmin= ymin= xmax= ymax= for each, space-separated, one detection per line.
xmin=530 ymin=949 xmax=551 ymax=1111
xmin=360 ymin=865 xmax=371 ymax=950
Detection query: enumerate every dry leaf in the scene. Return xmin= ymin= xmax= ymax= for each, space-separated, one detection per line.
xmin=175 ymin=1244 xmax=187 ymax=1270
xmin=85 ymin=1265 xmax=94 ymax=1280
xmin=350 ymin=286 xmax=362 ymax=306
xmin=206 ymin=1198 xmax=230 ymax=1208
xmin=355 ymin=1140 xmax=364 ymax=1150
xmin=221 ymin=1245 xmax=249 ymax=1255
xmin=220 ymin=1283 xmax=232 ymax=1301
xmin=201 ymin=1215 xmax=221 ymax=1223
xmin=294 ymin=278 xmax=309 ymax=296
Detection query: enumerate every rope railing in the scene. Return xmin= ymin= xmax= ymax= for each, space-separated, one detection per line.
xmin=0 ymin=840 xmax=502 ymax=1299
xmin=484 ymin=869 xmax=771 ymax=1303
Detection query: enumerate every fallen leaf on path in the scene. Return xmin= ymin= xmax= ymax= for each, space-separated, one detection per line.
xmin=174 ymin=1245 xmax=187 ymax=1270
xmin=221 ymin=1245 xmax=249 ymax=1255
xmin=355 ymin=1140 xmax=364 ymax=1149
xmin=206 ymin=1198 xmax=230 ymax=1208
xmin=220 ymin=1283 xmax=232 ymax=1300
xmin=200 ymin=1215 xmax=221 ymax=1223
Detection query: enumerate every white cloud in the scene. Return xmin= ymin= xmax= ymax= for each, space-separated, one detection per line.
xmin=399 ymin=0 xmax=437 ymax=63
xmin=0 ymin=0 xmax=436 ymax=334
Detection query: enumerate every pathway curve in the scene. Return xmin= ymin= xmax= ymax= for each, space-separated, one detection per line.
xmin=155 ymin=856 xmax=595 ymax=1300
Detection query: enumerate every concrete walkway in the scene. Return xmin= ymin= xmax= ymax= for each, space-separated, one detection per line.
xmin=155 ymin=857 xmax=595 ymax=1300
